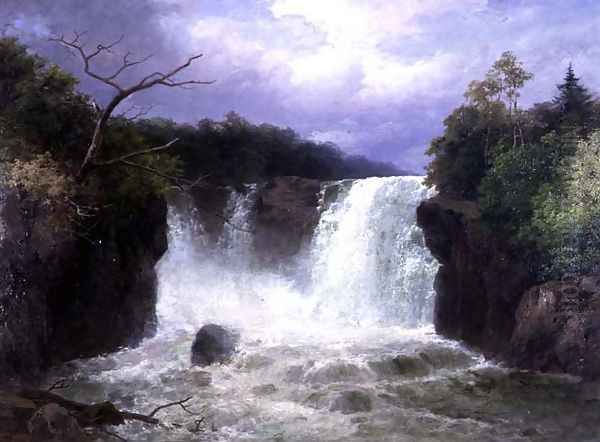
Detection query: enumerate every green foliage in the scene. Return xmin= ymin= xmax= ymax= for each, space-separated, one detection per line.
xmin=529 ymin=131 xmax=600 ymax=276
xmin=478 ymin=133 xmax=575 ymax=235
xmin=425 ymin=105 xmax=506 ymax=198
xmin=425 ymin=51 xmax=535 ymax=199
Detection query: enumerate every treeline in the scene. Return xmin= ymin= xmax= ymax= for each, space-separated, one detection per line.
xmin=426 ymin=51 xmax=600 ymax=277
xmin=0 ymin=36 xmax=402 ymax=218
xmin=135 ymin=113 xmax=403 ymax=188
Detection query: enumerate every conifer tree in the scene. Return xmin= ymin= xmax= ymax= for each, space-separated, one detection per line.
xmin=554 ymin=64 xmax=594 ymax=132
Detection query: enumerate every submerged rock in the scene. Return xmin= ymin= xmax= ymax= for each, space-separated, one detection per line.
xmin=191 ymin=324 xmax=239 ymax=367
xmin=330 ymin=390 xmax=373 ymax=414
xmin=28 ymin=404 xmax=88 ymax=442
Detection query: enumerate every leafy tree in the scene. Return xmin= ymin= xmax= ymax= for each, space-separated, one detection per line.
xmin=425 ymin=105 xmax=497 ymax=198
xmin=478 ymin=133 xmax=575 ymax=235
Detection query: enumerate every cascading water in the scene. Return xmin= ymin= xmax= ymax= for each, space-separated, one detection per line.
xmin=309 ymin=177 xmax=436 ymax=326
xmin=50 ymin=177 xmax=600 ymax=442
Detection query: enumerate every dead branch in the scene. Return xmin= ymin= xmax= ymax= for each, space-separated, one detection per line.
xmin=148 ymin=396 xmax=200 ymax=418
xmin=19 ymin=389 xmax=202 ymax=427
xmin=46 ymin=379 xmax=73 ymax=392
xmin=93 ymin=138 xmax=179 ymax=167
xmin=113 ymin=103 xmax=155 ymax=122
xmin=50 ymin=32 xmax=214 ymax=178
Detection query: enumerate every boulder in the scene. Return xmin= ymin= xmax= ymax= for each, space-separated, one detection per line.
xmin=330 ymin=390 xmax=373 ymax=414
xmin=191 ymin=324 xmax=239 ymax=367
xmin=28 ymin=404 xmax=88 ymax=442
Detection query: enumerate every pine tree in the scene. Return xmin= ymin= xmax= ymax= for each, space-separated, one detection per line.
xmin=554 ymin=64 xmax=594 ymax=132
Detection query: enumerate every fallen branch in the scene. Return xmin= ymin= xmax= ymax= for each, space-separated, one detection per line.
xmin=149 ymin=396 xmax=200 ymax=418
xmin=19 ymin=389 xmax=202 ymax=427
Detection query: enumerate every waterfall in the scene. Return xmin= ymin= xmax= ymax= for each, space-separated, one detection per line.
xmin=218 ymin=185 xmax=257 ymax=268
xmin=309 ymin=176 xmax=437 ymax=326
xmin=156 ymin=176 xmax=437 ymax=334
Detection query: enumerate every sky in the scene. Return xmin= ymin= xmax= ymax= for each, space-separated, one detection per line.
xmin=2 ymin=0 xmax=600 ymax=172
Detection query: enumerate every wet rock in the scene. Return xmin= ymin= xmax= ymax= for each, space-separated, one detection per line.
xmin=418 ymin=345 xmax=475 ymax=370
xmin=254 ymin=176 xmax=321 ymax=266
xmin=330 ymin=390 xmax=373 ymax=414
xmin=369 ymin=355 xmax=430 ymax=378
xmin=28 ymin=404 xmax=88 ymax=442
xmin=0 ymin=393 xmax=37 ymax=435
xmin=579 ymin=274 xmax=600 ymax=295
xmin=186 ymin=369 xmax=212 ymax=387
xmin=251 ymin=384 xmax=277 ymax=396
xmin=305 ymin=361 xmax=368 ymax=384
xmin=191 ymin=324 xmax=239 ymax=367
xmin=304 ymin=391 xmax=328 ymax=409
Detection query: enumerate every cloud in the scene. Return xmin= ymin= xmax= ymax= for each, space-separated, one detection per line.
xmin=2 ymin=0 xmax=600 ymax=171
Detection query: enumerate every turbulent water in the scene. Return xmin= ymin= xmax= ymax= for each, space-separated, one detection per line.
xmin=51 ymin=177 xmax=600 ymax=441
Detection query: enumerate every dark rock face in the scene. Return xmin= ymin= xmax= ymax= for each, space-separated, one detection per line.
xmin=191 ymin=324 xmax=239 ymax=367
xmin=510 ymin=277 xmax=600 ymax=379
xmin=417 ymin=195 xmax=535 ymax=358
xmin=0 ymin=190 xmax=168 ymax=385
xmin=254 ymin=176 xmax=321 ymax=266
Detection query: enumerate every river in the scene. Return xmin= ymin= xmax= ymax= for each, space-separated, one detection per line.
xmin=49 ymin=177 xmax=600 ymax=441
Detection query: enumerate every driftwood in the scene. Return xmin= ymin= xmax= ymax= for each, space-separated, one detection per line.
xmin=19 ymin=389 xmax=199 ymax=427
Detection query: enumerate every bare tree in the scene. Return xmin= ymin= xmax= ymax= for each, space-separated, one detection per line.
xmin=50 ymin=31 xmax=214 ymax=180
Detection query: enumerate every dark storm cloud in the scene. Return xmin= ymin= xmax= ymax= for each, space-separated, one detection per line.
xmin=2 ymin=1 xmax=600 ymax=171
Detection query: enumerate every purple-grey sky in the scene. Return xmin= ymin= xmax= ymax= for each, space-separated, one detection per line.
xmin=3 ymin=0 xmax=600 ymax=171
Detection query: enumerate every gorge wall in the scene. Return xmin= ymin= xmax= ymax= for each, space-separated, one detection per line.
xmin=417 ymin=195 xmax=600 ymax=380
xmin=0 ymin=190 xmax=167 ymax=385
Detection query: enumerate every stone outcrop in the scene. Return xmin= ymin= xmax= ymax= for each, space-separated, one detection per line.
xmin=417 ymin=194 xmax=600 ymax=379
xmin=254 ymin=176 xmax=321 ymax=266
xmin=0 ymin=190 xmax=167 ymax=385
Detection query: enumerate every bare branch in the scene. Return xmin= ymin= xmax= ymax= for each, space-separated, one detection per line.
xmin=119 ymin=159 xmax=187 ymax=190
xmin=94 ymin=138 xmax=179 ymax=167
xmin=46 ymin=379 xmax=72 ymax=392
xmin=50 ymin=32 xmax=214 ymax=178
xmin=148 ymin=396 xmax=200 ymax=418
xmin=113 ymin=103 xmax=155 ymax=122
xmin=106 ymin=52 xmax=154 ymax=81
xmin=49 ymin=33 xmax=125 ymax=91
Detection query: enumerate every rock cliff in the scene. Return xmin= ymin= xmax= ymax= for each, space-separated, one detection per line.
xmin=0 ymin=190 xmax=167 ymax=385
xmin=417 ymin=195 xmax=600 ymax=379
